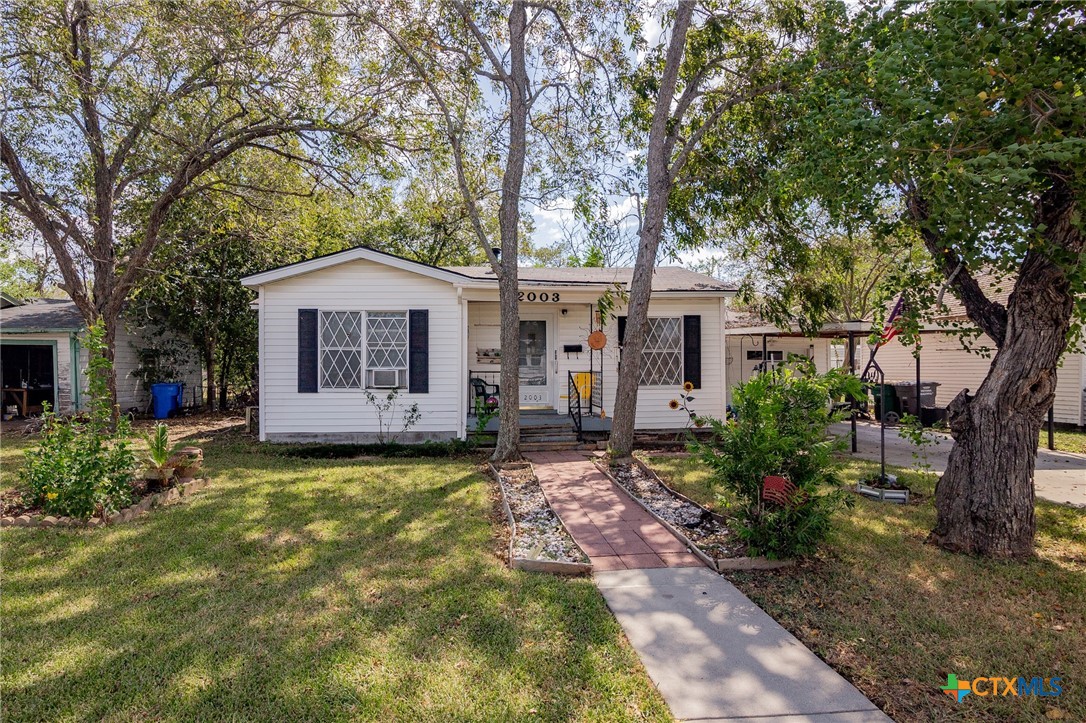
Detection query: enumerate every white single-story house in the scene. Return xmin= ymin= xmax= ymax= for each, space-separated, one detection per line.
xmin=0 ymin=296 xmax=203 ymax=416
xmin=240 ymin=246 xmax=736 ymax=443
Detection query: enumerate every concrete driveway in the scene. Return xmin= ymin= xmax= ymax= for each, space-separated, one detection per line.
xmin=832 ymin=421 xmax=1086 ymax=507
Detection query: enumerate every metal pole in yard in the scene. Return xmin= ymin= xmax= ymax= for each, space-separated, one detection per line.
xmin=848 ymin=332 xmax=857 ymax=453
xmin=915 ymin=353 xmax=922 ymax=425
xmin=1048 ymin=406 xmax=1055 ymax=451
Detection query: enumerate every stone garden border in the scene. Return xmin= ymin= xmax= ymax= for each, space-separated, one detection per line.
xmin=488 ymin=462 xmax=592 ymax=576
xmin=1 ymin=477 xmax=211 ymax=529
xmin=595 ymin=456 xmax=794 ymax=572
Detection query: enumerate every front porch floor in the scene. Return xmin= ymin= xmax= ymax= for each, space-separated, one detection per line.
xmin=468 ymin=409 xmax=612 ymax=435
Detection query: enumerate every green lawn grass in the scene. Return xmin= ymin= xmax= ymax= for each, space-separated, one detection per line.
xmin=1 ymin=429 xmax=671 ymax=722
xmin=1042 ymin=428 xmax=1086 ymax=455
xmin=643 ymin=453 xmax=1086 ymax=723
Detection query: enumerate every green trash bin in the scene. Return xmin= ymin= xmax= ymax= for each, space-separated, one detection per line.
xmin=871 ymin=383 xmax=901 ymax=424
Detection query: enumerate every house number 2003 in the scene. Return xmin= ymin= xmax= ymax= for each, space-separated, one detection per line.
xmin=518 ymin=291 xmax=560 ymax=302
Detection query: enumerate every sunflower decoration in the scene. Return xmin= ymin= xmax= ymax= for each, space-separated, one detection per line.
xmin=668 ymin=383 xmax=704 ymax=439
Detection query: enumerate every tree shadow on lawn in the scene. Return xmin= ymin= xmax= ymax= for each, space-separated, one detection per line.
xmin=725 ymin=466 xmax=1086 ymax=723
xmin=3 ymin=446 xmax=670 ymax=722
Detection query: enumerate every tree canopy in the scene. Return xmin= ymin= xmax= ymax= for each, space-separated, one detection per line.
xmin=696 ymin=0 xmax=1085 ymax=556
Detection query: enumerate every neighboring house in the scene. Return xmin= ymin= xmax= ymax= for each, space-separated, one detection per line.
xmin=871 ymin=287 xmax=1086 ymax=427
xmin=723 ymin=291 xmax=1086 ymax=428
xmin=241 ymin=246 xmax=736 ymax=443
xmin=721 ymin=311 xmax=858 ymax=406
xmin=0 ymin=297 xmax=203 ymax=416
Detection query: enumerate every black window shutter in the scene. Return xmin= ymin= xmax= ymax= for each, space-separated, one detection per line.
xmin=408 ymin=309 xmax=429 ymax=393
xmin=683 ymin=315 xmax=701 ymax=389
xmin=298 ymin=309 xmax=318 ymax=393
xmin=617 ymin=316 xmax=627 ymax=346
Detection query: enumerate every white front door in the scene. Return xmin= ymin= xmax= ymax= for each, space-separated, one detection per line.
xmin=518 ymin=318 xmax=552 ymax=407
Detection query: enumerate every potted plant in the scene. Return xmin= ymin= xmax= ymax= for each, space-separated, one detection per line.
xmin=143 ymin=423 xmax=176 ymax=491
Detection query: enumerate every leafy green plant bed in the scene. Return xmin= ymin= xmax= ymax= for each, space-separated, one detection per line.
xmin=1 ymin=477 xmax=210 ymax=528
xmin=603 ymin=459 xmax=792 ymax=571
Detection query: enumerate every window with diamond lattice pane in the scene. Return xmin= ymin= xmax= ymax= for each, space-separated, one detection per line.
xmin=320 ymin=311 xmax=362 ymax=388
xmin=639 ymin=317 xmax=683 ymax=386
xmin=366 ymin=312 xmax=408 ymax=388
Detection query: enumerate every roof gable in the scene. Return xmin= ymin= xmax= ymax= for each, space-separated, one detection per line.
xmin=0 ymin=298 xmax=85 ymax=331
xmin=240 ymin=246 xmax=475 ymax=287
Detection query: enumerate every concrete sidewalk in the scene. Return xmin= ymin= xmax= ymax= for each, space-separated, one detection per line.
xmin=596 ymin=567 xmax=891 ymax=722
xmin=832 ymin=421 xmax=1086 ymax=507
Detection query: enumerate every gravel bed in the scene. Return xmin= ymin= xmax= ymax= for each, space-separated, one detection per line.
xmin=496 ymin=467 xmax=588 ymax=564
xmin=611 ymin=463 xmax=746 ymax=559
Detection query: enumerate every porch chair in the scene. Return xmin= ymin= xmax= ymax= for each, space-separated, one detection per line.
xmin=469 ymin=377 xmax=500 ymax=414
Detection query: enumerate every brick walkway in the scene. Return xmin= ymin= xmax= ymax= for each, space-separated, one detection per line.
xmin=527 ymin=451 xmax=705 ymax=571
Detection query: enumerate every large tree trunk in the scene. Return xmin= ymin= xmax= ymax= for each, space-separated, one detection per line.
xmin=608 ymin=194 xmax=670 ymax=458
xmin=99 ymin=311 xmax=120 ymax=418
xmin=218 ymin=349 xmax=232 ymax=410
xmin=608 ymin=2 xmax=694 ymax=459
xmin=493 ymin=271 xmax=521 ymax=462
xmin=930 ymin=178 xmax=1082 ymax=557
xmin=204 ymin=340 xmax=217 ymax=411
xmin=489 ymin=1 xmax=529 ymax=464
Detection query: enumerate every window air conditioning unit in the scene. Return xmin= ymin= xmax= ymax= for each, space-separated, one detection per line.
xmin=370 ymin=369 xmax=402 ymax=388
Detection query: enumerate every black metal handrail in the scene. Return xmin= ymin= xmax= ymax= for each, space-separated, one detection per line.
xmin=568 ymin=371 xmax=583 ymax=439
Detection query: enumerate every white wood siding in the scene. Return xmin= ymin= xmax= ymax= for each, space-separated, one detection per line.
xmin=259 ymin=259 xmax=463 ymax=441
xmin=724 ymin=335 xmax=835 ymax=406
xmin=466 ymin=295 xmax=727 ymax=429
xmin=109 ymin=324 xmax=203 ymax=413
xmin=874 ymin=334 xmax=1085 ymax=426
xmin=625 ymin=298 xmax=726 ymax=428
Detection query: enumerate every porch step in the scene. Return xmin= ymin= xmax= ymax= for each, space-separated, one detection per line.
xmin=519 ymin=425 xmax=577 ymax=436
xmin=520 ymin=433 xmax=580 ymax=444
xmin=520 ymin=441 xmax=597 ymax=452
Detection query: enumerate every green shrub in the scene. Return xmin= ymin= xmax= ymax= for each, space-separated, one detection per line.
xmin=144 ymin=423 xmax=173 ymax=469
xmin=22 ymin=324 xmax=136 ymax=518
xmin=273 ymin=439 xmax=482 ymax=459
xmin=692 ymin=358 xmax=862 ymax=559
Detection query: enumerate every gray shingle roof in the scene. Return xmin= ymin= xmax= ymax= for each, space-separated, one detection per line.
xmin=0 ymin=298 xmax=85 ymax=331
xmin=446 ymin=265 xmax=736 ymax=292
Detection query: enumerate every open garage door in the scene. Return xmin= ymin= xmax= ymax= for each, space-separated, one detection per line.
xmin=1 ymin=343 xmax=57 ymax=417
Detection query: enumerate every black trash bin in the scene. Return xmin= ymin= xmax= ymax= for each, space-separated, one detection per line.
xmin=893 ymin=381 xmax=940 ymax=416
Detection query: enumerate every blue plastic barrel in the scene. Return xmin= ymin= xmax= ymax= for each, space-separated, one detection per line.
xmin=151 ymin=382 xmax=183 ymax=419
